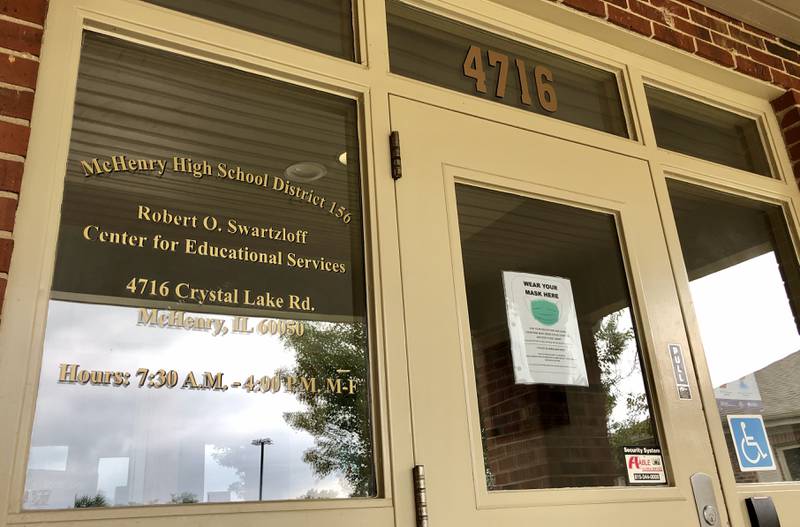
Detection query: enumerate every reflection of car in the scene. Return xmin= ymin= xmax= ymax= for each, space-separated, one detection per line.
xmin=717 ymin=351 xmax=800 ymax=482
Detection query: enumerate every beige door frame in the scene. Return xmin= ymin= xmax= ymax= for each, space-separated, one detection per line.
xmin=391 ymin=93 xmax=727 ymax=526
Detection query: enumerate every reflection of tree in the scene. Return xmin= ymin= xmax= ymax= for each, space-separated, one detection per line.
xmin=481 ymin=426 xmax=496 ymax=488
xmin=210 ymin=445 xmax=250 ymax=499
xmin=74 ymin=493 xmax=107 ymax=508
xmin=170 ymin=492 xmax=199 ymax=504
xmin=595 ymin=311 xmax=635 ymax=419
xmin=297 ymin=488 xmax=340 ymax=499
xmin=281 ymin=321 xmax=374 ymax=497
xmin=608 ymin=393 xmax=652 ymax=451
xmin=594 ymin=311 xmax=654 ymax=453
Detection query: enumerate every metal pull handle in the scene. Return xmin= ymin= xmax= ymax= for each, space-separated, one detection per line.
xmin=691 ymin=473 xmax=720 ymax=526
xmin=413 ymin=465 xmax=429 ymax=527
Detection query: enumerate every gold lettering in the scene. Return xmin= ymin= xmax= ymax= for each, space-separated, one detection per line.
xmin=535 ymin=65 xmax=558 ymax=112
xmin=487 ymin=50 xmax=509 ymax=98
xmin=182 ymin=371 xmax=199 ymax=389
xmin=80 ymin=159 xmax=103 ymax=177
xmin=111 ymin=155 xmax=126 ymax=172
xmin=137 ymin=308 xmax=158 ymax=326
xmin=203 ymin=372 xmax=226 ymax=391
xmin=326 ymin=378 xmax=343 ymax=394
xmin=58 ymin=363 xmax=78 ymax=383
xmin=515 ymin=58 xmax=532 ymax=106
xmin=82 ymin=225 xmax=98 ymax=240
xmin=301 ymin=377 xmax=317 ymax=393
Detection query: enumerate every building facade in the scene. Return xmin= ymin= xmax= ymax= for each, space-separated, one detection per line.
xmin=0 ymin=0 xmax=799 ymax=526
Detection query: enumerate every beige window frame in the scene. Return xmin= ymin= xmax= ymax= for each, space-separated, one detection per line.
xmin=0 ymin=1 xmax=402 ymax=525
xmin=0 ymin=1 xmax=798 ymax=527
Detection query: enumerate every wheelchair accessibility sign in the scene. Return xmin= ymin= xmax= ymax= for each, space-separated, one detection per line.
xmin=727 ymin=415 xmax=776 ymax=472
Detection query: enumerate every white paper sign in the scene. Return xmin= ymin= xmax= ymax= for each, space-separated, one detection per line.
xmin=502 ymin=271 xmax=588 ymax=386
xmin=715 ymin=373 xmax=762 ymax=402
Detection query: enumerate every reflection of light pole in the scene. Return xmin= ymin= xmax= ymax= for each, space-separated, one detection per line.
xmin=251 ymin=438 xmax=273 ymax=501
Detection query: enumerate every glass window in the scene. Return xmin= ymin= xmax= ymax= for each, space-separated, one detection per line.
xmin=455 ymin=184 xmax=663 ymax=489
xmin=144 ymin=0 xmax=357 ymax=61
xmin=646 ymin=86 xmax=772 ymax=177
xmin=668 ymin=180 xmax=800 ymax=483
xmin=782 ymin=447 xmax=800 ymax=481
xmin=23 ymin=32 xmax=375 ymax=509
xmin=386 ymin=0 xmax=630 ymax=138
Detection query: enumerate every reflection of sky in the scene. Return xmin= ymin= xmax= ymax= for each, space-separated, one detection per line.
xmin=690 ymin=252 xmax=800 ymax=387
xmin=24 ymin=300 xmax=353 ymax=509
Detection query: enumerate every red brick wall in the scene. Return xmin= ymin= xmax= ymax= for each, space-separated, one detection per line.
xmin=556 ymin=0 xmax=800 ymax=89
xmin=476 ymin=322 xmax=624 ymax=489
xmin=0 ymin=0 xmax=47 ymax=318
xmin=772 ymin=90 xmax=800 ymax=180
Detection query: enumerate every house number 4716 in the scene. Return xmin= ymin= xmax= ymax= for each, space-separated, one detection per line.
xmin=463 ymin=44 xmax=558 ymax=112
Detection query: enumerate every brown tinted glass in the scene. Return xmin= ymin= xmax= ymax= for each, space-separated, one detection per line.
xmin=647 ymin=86 xmax=772 ymax=177
xmin=668 ymin=180 xmax=800 ymax=483
xmin=23 ymin=32 xmax=375 ymax=509
xmin=456 ymin=184 xmax=662 ymax=489
xmin=387 ymin=0 xmax=629 ymax=138
xmin=144 ymin=0 xmax=356 ymax=61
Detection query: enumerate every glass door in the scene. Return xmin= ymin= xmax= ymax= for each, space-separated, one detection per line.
xmin=391 ymin=95 xmax=726 ymax=526
xmin=662 ymin=177 xmax=800 ymax=522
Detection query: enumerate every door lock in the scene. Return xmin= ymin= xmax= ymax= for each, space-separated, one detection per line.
xmin=703 ymin=505 xmax=718 ymax=525
xmin=691 ymin=473 xmax=720 ymax=526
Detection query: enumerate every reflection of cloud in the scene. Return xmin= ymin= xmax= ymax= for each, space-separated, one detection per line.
xmin=97 ymin=457 xmax=129 ymax=503
xmin=691 ymin=253 xmax=800 ymax=386
xmin=25 ymin=300 xmax=358 ymax=509
xmin=28 ymin=446 xmax=68 ymax=471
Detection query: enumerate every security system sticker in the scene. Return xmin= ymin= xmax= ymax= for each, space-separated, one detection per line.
xmin=623 ymin=446 xmax=666 ymax=484
xmin=728 ymin=415 xmax=776 ymax=472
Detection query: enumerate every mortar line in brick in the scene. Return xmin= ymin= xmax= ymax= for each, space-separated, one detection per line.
xmin=784 ymin=121 xmax=800 ymax=134
xmin=700 ymin=9 xmax=738 ymax=27
xmin=0 ymin=152 xmax=25 ymax=163
xmin=0 ymin=231 xmax=12 ymax=239
xmin=0 ymin=191 xmax=18 ymax=200
xmin=0 ymin=46 xmax=39 ymax=62
xmin=674 ymin=26 xmax=710 ymax=43
xmin=0 ymin=14 xmax=44 ymax=30
xmin=0 ymin=81 xmax=33 ymax=93
xmin=0 ymin=115 xmax=29 ymax=127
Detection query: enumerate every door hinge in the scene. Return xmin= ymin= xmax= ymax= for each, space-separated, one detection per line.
xmin=390 ymin=130 xmax=402 ymax=180
xmin=412 ymin=465 xmax=429 ymax=527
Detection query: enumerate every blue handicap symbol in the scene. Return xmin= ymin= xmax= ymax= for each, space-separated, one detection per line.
xmin=728 ymin=415 xmax=775 ymax=471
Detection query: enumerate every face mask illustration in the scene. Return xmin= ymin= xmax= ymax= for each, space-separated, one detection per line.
xmin=531 ymin=299 xmax=559 ymax=326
